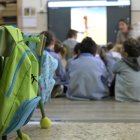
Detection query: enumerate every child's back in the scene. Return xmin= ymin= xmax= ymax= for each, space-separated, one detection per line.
xmin=113 ymin=58 xmax=140 ymax=101
xmin=66 ymin=37 xmax=109 ymax=100
xmin=67 ymin=54 xmax=109 ymax=100
xmin=113 ymin=38 xmax=140 ymax=101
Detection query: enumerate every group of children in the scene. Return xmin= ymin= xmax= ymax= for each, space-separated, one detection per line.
xmin=41 ymin=29 xmax=140 ymax=102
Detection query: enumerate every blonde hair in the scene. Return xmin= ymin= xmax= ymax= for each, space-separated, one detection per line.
xmin=110 ymin=44 xmax=123 ymax=53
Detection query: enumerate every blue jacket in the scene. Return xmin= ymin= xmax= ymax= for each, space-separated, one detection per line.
xmin=45 ymin=48 xmax=66 ymax=85
xmin=66 ymin=53 xmax=109 ymax=100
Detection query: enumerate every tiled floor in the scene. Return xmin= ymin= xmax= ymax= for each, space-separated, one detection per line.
xmin=6 ymin=98 xmax=140 ymax=140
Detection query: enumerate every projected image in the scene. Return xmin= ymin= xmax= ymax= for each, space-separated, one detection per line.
xmin=71 ymin=7 xmax=107 ymax=45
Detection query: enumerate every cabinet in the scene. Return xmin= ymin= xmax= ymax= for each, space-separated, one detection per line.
xmin=0 ymin=0 xmax=17 ymax=27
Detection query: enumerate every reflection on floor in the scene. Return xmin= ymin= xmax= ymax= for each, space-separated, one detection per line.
xmin=32 ymin=98 xmax=140 ymax=122
xmin=8 ymin=98 xmax=140 ymax=140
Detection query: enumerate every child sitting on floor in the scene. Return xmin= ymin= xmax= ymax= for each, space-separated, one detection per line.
xmin=40 ymin=31 xmax=66 ymax=98
xmin=66 ymin=42 xmax=81 ymax=72
xmin=113 ymin=38 xmax=140 ymax=101
xmin=66 ymin=37 xmax=109 ymax=100
xmin=54 ymin=39 xmax=67 ymax=68
xmin=105 ymin=43 xmax=123 ymax=96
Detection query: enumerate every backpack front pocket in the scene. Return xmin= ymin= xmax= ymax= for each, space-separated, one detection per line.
xmin=4 ymin=97 xmax=41 ymax=135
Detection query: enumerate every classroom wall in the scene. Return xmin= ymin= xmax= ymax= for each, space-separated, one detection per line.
xmin=131 ymin=0 xmax=140 ymax=25
xmin=18 ymin=0 xmax=48 ymax=33
xmin=18 ymin=0 xmax=140 ymax=33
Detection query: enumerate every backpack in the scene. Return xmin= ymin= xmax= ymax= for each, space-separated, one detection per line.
xmin=0 ymin=26 xmax=40 ymax=135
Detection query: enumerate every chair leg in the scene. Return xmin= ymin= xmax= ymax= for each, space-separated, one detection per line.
xmin=2 ymin=135 xmax=7 ymax=140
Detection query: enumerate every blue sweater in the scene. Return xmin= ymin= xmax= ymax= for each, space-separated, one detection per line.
xmin=45 ymin=48 xmax=66 ymax=85
xmin=66 ymin=53 xmax=109 ymax=100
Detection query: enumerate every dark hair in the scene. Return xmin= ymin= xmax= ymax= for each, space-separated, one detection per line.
xmin=80 ymin=37 xmax=97 ymax=55
xmin=74 ymin=43 xmax=81 ymax=55
xmin=137 ymin=36 xmax=140 ymax=43
xmin=119 ymin=19 xmax=129 ymax=25
xmin=106 ymin=42 xmax=114 ymax=51
xmin=119 ymin=18 xmax=131 ymax=30
xmin=99 ymin=46 xmax=107 ymax=65
xmin=40 ymin=31 xmax=55 ymax=47
xmin=54 ymin=39 xmax=63 ymax=53
xmin=54 ymin=39 xmax=66 ymax=58
xmin=123 ymin=38 xmax=140 ymax=57
xmin=67 ymin=29 xmax=78 ymax=38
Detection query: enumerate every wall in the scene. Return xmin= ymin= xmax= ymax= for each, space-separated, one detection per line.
xmin=131 ymin=0 xmax=140 ymax=25
xmin=18 ymin=0 xmax=48 ymax=33
xmin=18 ymin=0 xmax=140 ymax=33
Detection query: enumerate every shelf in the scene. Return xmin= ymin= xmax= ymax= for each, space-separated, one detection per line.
xmin=0 ymin=21 xmax=16 ymax=24
xmin=0 ymin=2 xmax=6 ymax=6
xmin=0 ymin=0 xmax=16 ymax=4
xmin=0 ymin=0 xmax=17 ymax=26
xmin=0 ymin=0 xmax=16 ymax=7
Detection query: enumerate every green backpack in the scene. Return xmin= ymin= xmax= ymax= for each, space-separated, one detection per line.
xmin=0 ymin=26 xmax=40 ymax=135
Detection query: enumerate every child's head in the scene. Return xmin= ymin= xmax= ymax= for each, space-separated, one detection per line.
xmin=123 ymin=38 xmax=140 ymax=58
xmin=106 ymin=42 xmax=114 ymax=51
xmin=54 ymin=39 xmax=63 ymax=53
xmin=54 ymin=39 xmax=66 ymax=58
xmin=40 ymin=31 xmax=56 ymax=48
xmin=67 ymin=29 xmax=78 ymax=39
xmin=80 ymin=37 xmax=97 ymax=55
xmin=99 ymin=46 xmax=107 ymax=65
xmin=111 ymin=44 xmax=123 ymax=53
xmin=137 ymin=36 xmax=140 ymax=43
xmin=73 ymin=43 xmax=81 ymax=56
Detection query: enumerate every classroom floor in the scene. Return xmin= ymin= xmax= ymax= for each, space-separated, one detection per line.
xmin=8 ymin=98 xmax=140 ymax=140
